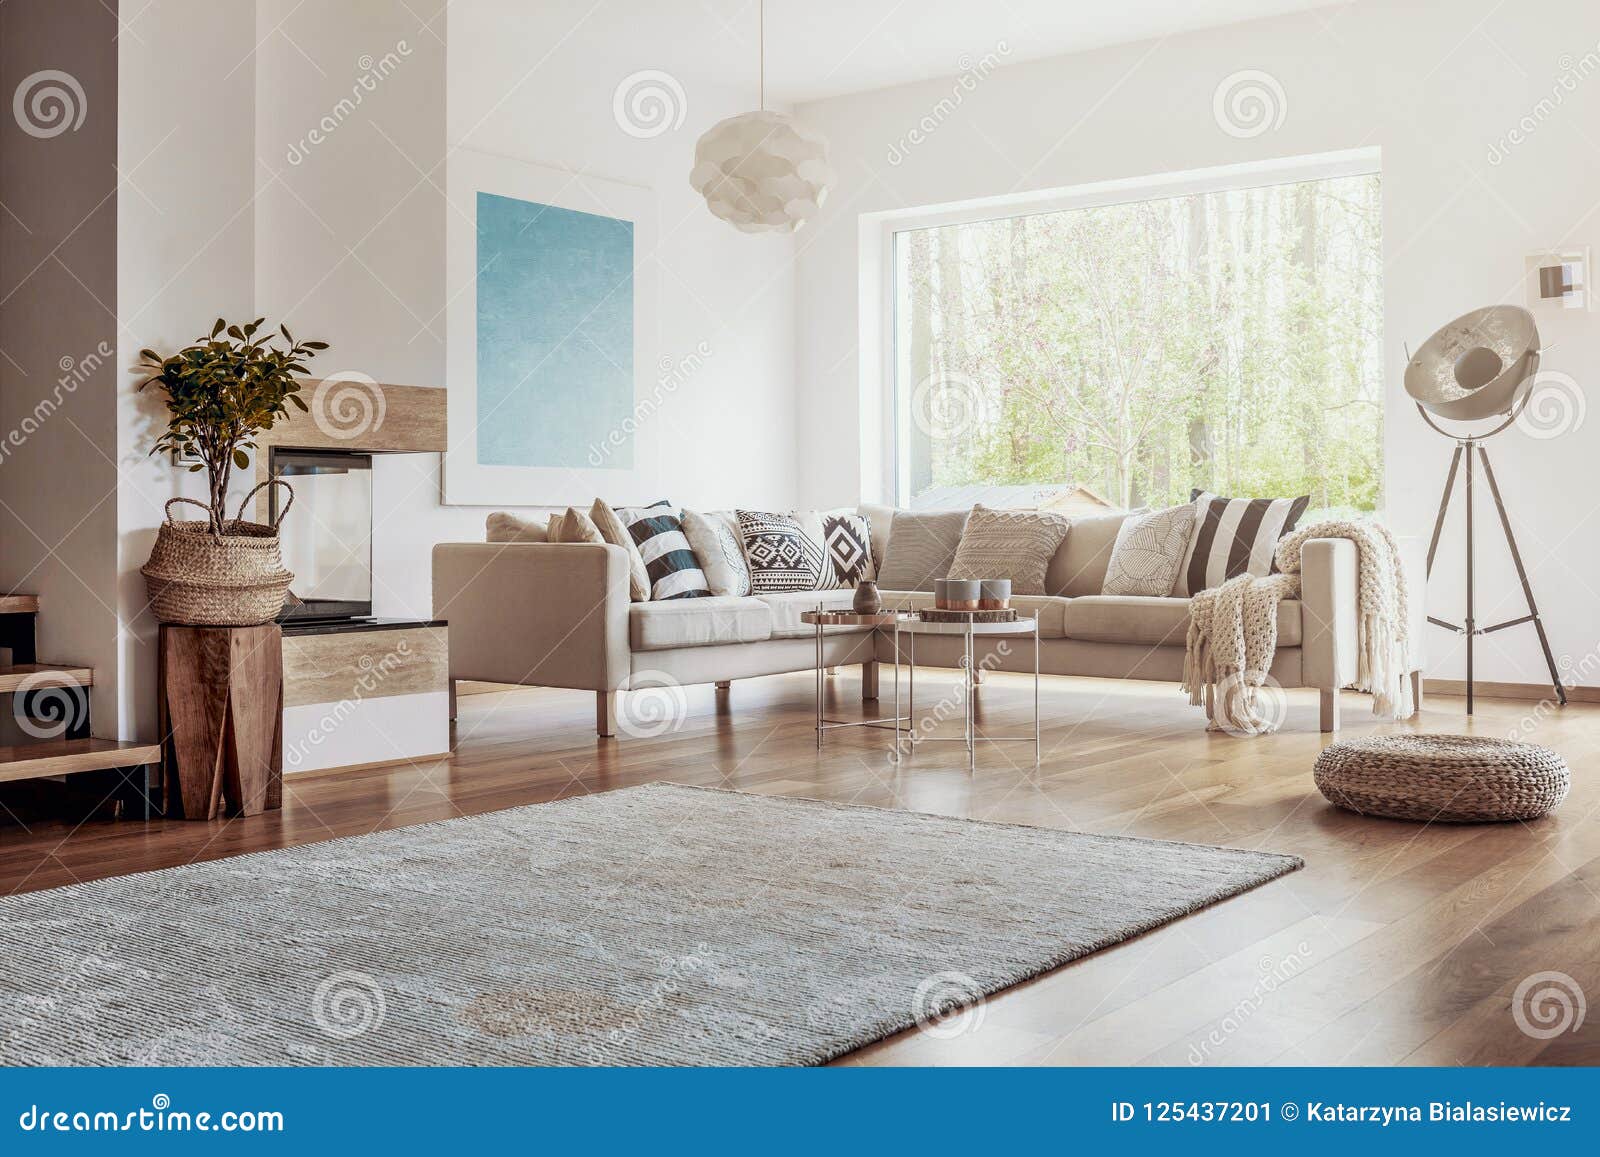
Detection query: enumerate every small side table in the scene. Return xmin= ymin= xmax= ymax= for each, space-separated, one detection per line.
xmin=157 ymin=623 xmax=283 ymax=820
xmin=897 ymin=613 xmax=1040 ymax=773
xmin=801 ymin=610 xmax=910 ymax=749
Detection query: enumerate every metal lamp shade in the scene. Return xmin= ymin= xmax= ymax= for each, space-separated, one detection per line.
xmin=1403 ymin=305 xmax=1540 ymax=421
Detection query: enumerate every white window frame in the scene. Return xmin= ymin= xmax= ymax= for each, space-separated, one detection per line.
xmin=858 ymin=147 xmax=1382 ymax=508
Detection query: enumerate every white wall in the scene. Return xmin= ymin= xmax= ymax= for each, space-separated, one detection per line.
xmin=255 ymin=0 xmax=801 ymax=621
xmin=254 ymin=0 xmax=449 ymax=621
xmin=115 ymin=0 xmax=258 ymax=736
xmin=439 ymin=0 xmax=799 ymax=607
xmin=793 ymin=0 xmax=1600 ymax=687
xmin=90 ymin=0 xmax=801 ymax=737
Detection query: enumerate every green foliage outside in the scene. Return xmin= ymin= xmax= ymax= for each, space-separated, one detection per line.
xmin=895 ymin=175 xmax=1383 ymax=516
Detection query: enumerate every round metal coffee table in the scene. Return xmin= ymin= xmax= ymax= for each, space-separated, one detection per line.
xmin=896 ymin=613 xmax=1041 ymax=773
xmin=799 ymin=610 xmax=911 ymax=748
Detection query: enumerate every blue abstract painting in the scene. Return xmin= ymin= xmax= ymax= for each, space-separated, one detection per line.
xmin=474 ymin=191 xmax=634 ymax=469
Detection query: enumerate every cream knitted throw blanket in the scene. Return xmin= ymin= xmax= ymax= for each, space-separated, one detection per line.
xmin=1181 ymin=520 xmax=1414 ymax=734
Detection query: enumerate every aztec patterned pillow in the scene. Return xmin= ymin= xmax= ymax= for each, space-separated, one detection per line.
xmin=735 ymin=510 xmax=824 ymax=593
xmin=794 ymin=509 xmax=875 ymax=589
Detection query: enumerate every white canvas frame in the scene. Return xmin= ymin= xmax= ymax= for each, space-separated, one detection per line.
xmin=444 ymin=149 xmax=658 ymax=506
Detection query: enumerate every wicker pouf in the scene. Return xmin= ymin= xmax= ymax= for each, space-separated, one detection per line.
xmin=1314 ymin=734 xmax=1569 ymax=822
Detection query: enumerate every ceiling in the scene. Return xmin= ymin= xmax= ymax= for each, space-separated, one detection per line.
xmin=705 ymin=0 xmax=1344 ymax=103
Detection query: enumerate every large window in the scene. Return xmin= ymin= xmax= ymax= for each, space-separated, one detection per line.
xmin=892 ymin=171 xmax=1383 ymax=517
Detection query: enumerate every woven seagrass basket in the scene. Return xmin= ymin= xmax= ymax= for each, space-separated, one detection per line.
xmin=1313 ymin=733 xmax=1568 ymax=822
xmin=141 ymin=480 xmax=295 ymax=626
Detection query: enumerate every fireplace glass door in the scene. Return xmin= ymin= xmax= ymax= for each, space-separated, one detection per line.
xmin=270 ymin=450 xmax=373 ymax=621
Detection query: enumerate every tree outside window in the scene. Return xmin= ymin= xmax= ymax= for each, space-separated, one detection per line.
xmin=893 ymin=174 xmax=1383 ymax=517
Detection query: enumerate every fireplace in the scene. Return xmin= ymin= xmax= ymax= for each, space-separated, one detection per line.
xmin=269 ymin=449 xmax=373 ymax=623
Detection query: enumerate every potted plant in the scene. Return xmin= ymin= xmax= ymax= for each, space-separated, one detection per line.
xmin=138 ymin=318 xmax=328 ymax=625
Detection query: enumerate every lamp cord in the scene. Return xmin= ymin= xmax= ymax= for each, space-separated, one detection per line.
xmin=759 ymin=0 xmax=765 ymax=110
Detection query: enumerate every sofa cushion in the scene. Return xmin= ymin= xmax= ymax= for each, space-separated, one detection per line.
xmin=948 ymin=506 xmax=1070 ymax=595
xmin=590 ymin=500 xmax=652 ymax=601
xmin=758 ymin=589 xmax=865 ymax=638
xmin=549 ymin=507 xmax=607 ymax=545
xmin=630 ymin=596 xmax=772 ymax=651
xmin=682 ymin=509 xmax=752 ymax=597
xmin=1174 ymin=490 xmax=1310 ymax=596
xmin=878 ymin=591 xmax=1069 ymax=639
xmin=1045 ymin=510 xmax=1130 ymax=597
xmin=1061 ymin=595 xmax=1302 ymax=648
xmin=876 ymin=508 xmax=969 ymax=591
xmin=1101 ymin=503 xmax=1197 ymax=596
xmin=856 ymin=502 xmax=895 ymax=572
xmin=737 ymin=510 xmax=825 ymax=592
xmin=619 ymin=504 xmax=711 ymax=601
xmin=485 ymin=511 xmax=548 ymax=543
xmin=819 ymin=510 xmax=876 ymax=588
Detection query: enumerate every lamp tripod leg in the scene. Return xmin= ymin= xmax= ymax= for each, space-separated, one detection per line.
xmin=1477 ymin=446 xmax=1567 ymax=705
xmin=1465 ymin=445 xmax=1474 ymax=715
xmin=1425 ymin=444 xmax=1463 ymax=579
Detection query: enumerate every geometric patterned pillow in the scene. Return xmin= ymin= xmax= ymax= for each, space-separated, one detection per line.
xmin=792 ymin=510 xmax=874 ymax=590
xmin=1100 ymin=503 xmax=1198 ymax=596
xmin=1174 ymin=490 xmax=1310 ymax=596
xmin=819 ymin=511 xmax=874 ymax=588
xmin=615 ymin=504 xmax=711 ymax=601
xmin=735 ymin=510 xmax=823 ymax=593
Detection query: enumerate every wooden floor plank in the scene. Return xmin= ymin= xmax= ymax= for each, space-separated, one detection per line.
xmin=0 ymin=672 xmax=1594 ymax=1065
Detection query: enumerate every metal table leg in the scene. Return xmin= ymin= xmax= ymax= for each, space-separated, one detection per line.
xmin=892 ymin=619 xmax=901 ymax=763
xmin=814 ymin=616 xmax=823 ymax=749
xmin=965 ymin=619 xmax=975 ymax=773
xmin=908 ymin=628 xmax=916 ymax=753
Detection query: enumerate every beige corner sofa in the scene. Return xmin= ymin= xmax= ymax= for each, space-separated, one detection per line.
xmin=433 ymin=503 xmax=1425 ymax=737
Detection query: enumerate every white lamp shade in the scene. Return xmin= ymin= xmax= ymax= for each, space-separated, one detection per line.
xmin=689 ymin=110 xmax=834 ymax=234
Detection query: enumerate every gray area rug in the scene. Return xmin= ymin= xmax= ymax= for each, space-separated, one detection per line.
xmin=0 ymin=783 xmax=1300 ymax=1066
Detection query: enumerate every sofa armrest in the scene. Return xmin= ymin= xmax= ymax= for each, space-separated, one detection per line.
xmin=1300 ymin=537 xmax=1360 ymax=690
xmin=432 ymin=542 xmax=631 ymax=692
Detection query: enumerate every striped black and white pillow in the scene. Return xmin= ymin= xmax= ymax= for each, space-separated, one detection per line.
xmin=1173 ymin=490 xmax=1310 ymax=596
xmin=617 ymin=504 xmax=711 ymax=601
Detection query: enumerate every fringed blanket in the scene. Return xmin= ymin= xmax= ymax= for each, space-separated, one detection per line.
xmin=1181 ymin=520 xmax=1414 ymax=734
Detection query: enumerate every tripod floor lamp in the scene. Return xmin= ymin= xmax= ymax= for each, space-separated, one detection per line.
xmin=1403 ymin=304 xmax=1566 ymax=714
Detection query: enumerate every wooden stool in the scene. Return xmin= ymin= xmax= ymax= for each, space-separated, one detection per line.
xmin=157 ymin=623 xmax=283 ymax=819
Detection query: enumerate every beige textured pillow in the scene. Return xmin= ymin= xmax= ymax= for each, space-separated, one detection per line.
xmin=682 ymin=509 xmax=751 ymax=597
xmin=548 ymin=507 xmax=606 ymax=545
xmin=876 ymin=509 xmax=970 ymax=592
xmin=1101 ymin=503 xmax=1198 ymax=596
xmin=590 ymin=499 xmax=650 ymax=601
xmin=947 ymin=506 xmax=1070 ymax=596
xmin=486 ymin=511 xmax=548 ymax=543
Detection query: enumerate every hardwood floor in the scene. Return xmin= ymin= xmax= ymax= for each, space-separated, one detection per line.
xmin=2 ymin=670 xmax=1595 ymax=1066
